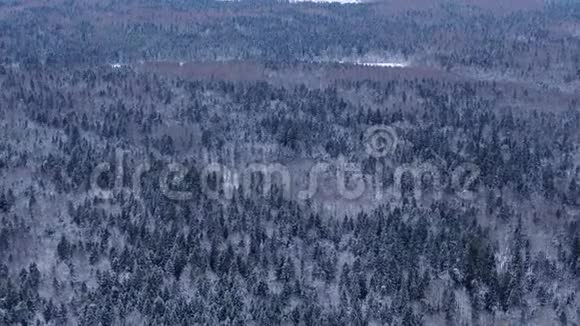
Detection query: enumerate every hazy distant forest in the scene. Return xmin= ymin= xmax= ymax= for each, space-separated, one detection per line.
xmin=0 ymin=0 xmax=580 ymax=325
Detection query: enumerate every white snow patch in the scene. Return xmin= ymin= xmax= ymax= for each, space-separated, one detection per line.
xmin=357 ymin=61 xmax=409 ymax=68
xmin=333 ymin=58 xmax=411 ymax=68
xmin=290 ymin=0 xmax=362 ymax=3
xmin=220 ymin=0 xmax=363 ymax=2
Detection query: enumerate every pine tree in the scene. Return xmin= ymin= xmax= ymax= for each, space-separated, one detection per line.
xmin=571 ymin=237 xmax=580 ymax=275
xmin=57 ymin=235 xmax=71 ymax=261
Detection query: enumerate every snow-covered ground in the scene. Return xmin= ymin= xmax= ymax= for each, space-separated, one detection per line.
xmin=290 ymin=0 xmax=362 ymax=3
xmin=323 ymin=53 xmax=411 ymax=68
xmin=335 ymin=60 xmax=410 ymax=68
xmin=220 ymin=0 xmax=364 ymax=2
xmin=355 ymin=61 xmax=409 ymax=68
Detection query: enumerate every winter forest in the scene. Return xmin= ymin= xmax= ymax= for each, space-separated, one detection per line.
xmin=0 ymin=0 xmax=580 ymax=325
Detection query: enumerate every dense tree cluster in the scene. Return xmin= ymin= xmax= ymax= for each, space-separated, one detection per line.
xmin=1 ymin=0 xmax=579 ymax=84
xmin=0 ymin=0 xmax=579 ymax=325
xmin=0 ymin=63 xmax=578 ymax=324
